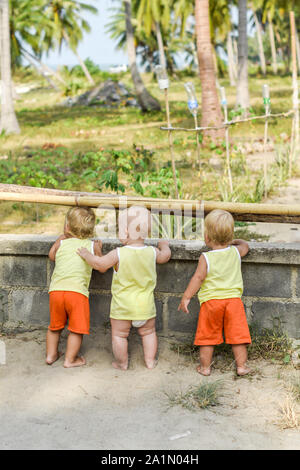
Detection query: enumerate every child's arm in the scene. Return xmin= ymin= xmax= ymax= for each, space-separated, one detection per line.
xmin=178 ymin=254 xmax=207 ymax=313
xmin=231 ymin=239 xmax=249 ymax=257
xmin=77 ymin=246 xmax=118 ymax=273
xmin=48 ymin=234 xmax=66 ymax=261
xmin=155 ymin=240 xmax=171 ymax=264
xmin=93 ymin=240 xmax=103 ymax=257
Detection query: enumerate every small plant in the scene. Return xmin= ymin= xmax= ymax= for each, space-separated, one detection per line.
xmin=167 ymin=381 xmax=221 ymax=411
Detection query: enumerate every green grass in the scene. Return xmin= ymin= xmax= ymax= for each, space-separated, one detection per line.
xmin=0 ymin=70 xmax=297 ymax=232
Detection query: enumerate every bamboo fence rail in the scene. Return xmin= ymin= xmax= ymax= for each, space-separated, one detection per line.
xmin=1 ymin=184 xmax=300 ymax=223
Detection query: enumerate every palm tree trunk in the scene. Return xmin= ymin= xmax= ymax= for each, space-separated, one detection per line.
xmin=227 ymin=33 xmax=237 ymax=86
xmin=22 ymin=51 xmax=59 ymax=90
xmin=236 ymin=0 xmax=250 ymax=111
xmin=268 ymin=13 xmax=277 ymax=75
xmin=21 ymin=47 xmax=66 ymax=85
xmin=252 ymin=8 xmax=266 ymax=75
xmin=62 ymin=30 xmax=95 ymax=86
xmin=124 ymin=0 xmax=161 ymax=112
xmin=195 ymin=0 xmax=224 ymax=138
xmin=154 ymin=21 xmax=167 ymax=70
xmin=295 ymin=27 xmax=300 ymax=73
xmin=0 ymin=0 xmax=20 ymax=134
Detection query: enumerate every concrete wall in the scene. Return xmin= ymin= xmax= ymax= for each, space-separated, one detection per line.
xmin=0 ymin=235 xmax=300 ymax=338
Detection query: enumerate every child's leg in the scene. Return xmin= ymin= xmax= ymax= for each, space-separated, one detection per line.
xmin=232 ymin=344 xmax=251 ymax=375
xmin=64 ymin=332 xmax=85 ymax=368
xmin=198 ymin=345 xmax=214 ymax=376
xmin=110 ymin=319 xmax=131 ymax=370
xmin=137 ymin=318 xmax=157 ymax=369
xmin=46 ymin=329 xmax=63 ymax=365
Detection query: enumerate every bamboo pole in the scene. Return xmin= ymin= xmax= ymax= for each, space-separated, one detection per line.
xmin=290 ymin=11 xmax=299 ymax=163
xmin=220 ymin=87 xmax=233 ymax=193
xmin=165 ymin=88 xmax=179 ymax=199
xmin=1 ymin=185 xmax=300 ymax=223
xmin=262 ymin=84 xmax=270 ymax=198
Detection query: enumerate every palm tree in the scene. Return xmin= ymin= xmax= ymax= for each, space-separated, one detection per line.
xmin=124 ymin=0 xmax=161 ymax=111
xmin=0 ymin=0 xmax=20 ymax=134
xmin=135 ymin=0 xmax=170 ymax=70
xmin=195 ymin=0 xmax=224 ymax=138
xmin=9 ymin=0 xmax=65 ymax=88
xmin=43 ymin=0 xmax=98 ymax=85
xmin=236 ymin=0 xmax=250 ymax=111
xmin=251 ymin=2 xmax=266 ymax=75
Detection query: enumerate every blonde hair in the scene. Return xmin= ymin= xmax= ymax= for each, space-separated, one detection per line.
xmin=118 ymin=205 xmax=151 ymax=240
xmin=65 ymin=206 xmax=95 ymax=239
xmin=204 ymin=209 xmax=234 ymax=245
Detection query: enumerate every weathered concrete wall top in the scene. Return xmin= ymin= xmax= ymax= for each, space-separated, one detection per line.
xmin=0 ymin=235 xmax=300 ymax=338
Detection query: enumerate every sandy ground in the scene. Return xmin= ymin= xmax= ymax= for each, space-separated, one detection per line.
xmin=0 ymin=328 xmax=299 ymax=450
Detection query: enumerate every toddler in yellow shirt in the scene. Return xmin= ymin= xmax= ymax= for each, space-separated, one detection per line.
xmin=77 ymin=205 xmax=171 ymax=370
xmin=178 ymin=209 xmax=251 ymax=376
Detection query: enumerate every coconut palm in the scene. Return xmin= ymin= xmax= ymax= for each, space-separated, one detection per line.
xmin=251 ymin=2 xmax=266 ymax=75
xmin=195 ymin=0 xmax=224 ymax=137
xmin=135 ymin=0 xmax=171 ymax=70
xmin=42 ymin=0 xmax=98 ymax=85
xmin=0 ymin=0 xmax=20 ymax=134
xmin=236 ymin=0 xmax=250 ymax=111
xmin=124 ymin=0 xmax=161 ymax=111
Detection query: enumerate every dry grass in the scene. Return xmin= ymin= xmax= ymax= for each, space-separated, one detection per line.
xmin=277 ymin=395 xmax=299 ymax=429
xmin=166 ymin=380 xmax=221 ymax=411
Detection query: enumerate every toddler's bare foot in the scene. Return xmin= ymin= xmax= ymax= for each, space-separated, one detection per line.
xmin=236 ymin=366 xmax=252 ymax=376
xmin=145 ymin=359 xmax=158 ymax=369
xmin=196 ymin=365 xmax=211 ymax=376
xmin=64 ymin=356 xmax=86 ymax=368
xmin=46 ymin=351 xmax=63 ymax=365
xmin=112 ymin=361 xmax=128 ymax=371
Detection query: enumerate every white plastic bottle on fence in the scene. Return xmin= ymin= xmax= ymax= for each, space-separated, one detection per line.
xmin=184 ymin=82 xmax=198 ymax=116
xmin=155 ymin=65 xmax=169 ymax=90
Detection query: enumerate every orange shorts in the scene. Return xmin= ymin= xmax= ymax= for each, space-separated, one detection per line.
xmin=49 ymin=291 xmax=90 ymax=335
xmin=194 ymin=298 xmax=251 ymax=346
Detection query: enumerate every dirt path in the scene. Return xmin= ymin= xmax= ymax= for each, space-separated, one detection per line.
xmin=0 ymin=329 xmax=299 ymax=450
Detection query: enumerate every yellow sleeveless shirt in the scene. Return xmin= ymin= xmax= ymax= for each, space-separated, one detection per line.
xmin=198 ymin=246 xmax=243 ymax=304
xmin=110 ymin=246 xmax=157 ymax=320
xmin=49 ymin=238 xmax=94 ymax=298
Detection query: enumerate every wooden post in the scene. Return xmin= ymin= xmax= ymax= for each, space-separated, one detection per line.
xmin=193 ymin=114 xmax=201 ymax=173
xmin=262 ymin=84 xmax=270 ymax=198
xmin=155 ymin=65 xmax=179 ymax=199
xmin=290 ymin=11 xmax=299 ymax=168
xmin=184 ymin=81 xmax=202 ymax=192
xmin=220 ymin=87 xmax=233 ymax=193
xmin=164 ymin=88 xmax=179 ymax=199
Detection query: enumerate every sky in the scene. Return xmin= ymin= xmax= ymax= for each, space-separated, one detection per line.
xmin=44 ymin=0 xmax=127 ymax=68
xmin=42 ymin=2 xmax=251 ymax=70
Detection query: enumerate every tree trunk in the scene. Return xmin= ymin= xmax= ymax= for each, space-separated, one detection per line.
xmin=62 ymin=30 xmax=95 ymax=86
xmin=236 ymin=0 xmax=250 ymax=111
xmin=268 ymin=13 xmax=277 ymax=75
xmin=227 ymin=33 xmax=237 ymax=86
xmin=154 ymin=21 xmax=167 ymax=70
xmin=195 ymin=0 xmax=224 ymax=139
xmin=295 ymin=27 xmax=300 ymax=73
xmin=21 ymin=47 xmax=66 ymax=85
xmin=124 ymin=0 xmax=161 ymax=112
xmin=252 ymin=8 xmax=266 ymax=75
xmin=22 ymin=51 xmax=59 ymax=90
xmin=0 ymin=0 xmax=20 ymax=134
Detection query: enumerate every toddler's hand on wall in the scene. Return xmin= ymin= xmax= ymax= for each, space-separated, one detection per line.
xmin=178 ymin=297 xmax=190 ymax=314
